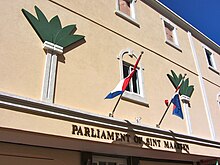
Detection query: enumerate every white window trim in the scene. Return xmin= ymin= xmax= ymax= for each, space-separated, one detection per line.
xmin=93 ymin=155 xmax=127 ymax=165
xmin=115 ymin=0 xmax=140 ymax=27
xmin=202 ymin=45 xmax=219 ymax=74
xmin=217 ymin=92 xmax=220 ymax=110
xmin=118 ymin=48 xmax=148 ymax=107
xmin=161 ymin=16 xmax=181 ymax=52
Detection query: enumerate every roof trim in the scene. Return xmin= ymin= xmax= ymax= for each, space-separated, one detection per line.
xmin=141 ymin=0 xmax=220 ymax=54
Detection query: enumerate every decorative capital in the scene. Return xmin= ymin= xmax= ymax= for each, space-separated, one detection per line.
xmin=43 ymin=41 xmax=63 ymax=55
xmin=167 ymin=70 xmax=194 ymax=99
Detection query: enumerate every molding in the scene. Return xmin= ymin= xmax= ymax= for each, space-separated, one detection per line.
xmin=202 ymin=44 xmax=218 ymax=72
xmin=115 ymin=11 xmax=140 ymax=27
xmin=122 ymin=91 xmax=149 ymax=107
xmin=41 ymin=41 xmax=63 ymax=103
xmin=0 ymin=91 xmax=220 ymax=149
xmin=115 ymin=0 xmax=140 ymax=27
xmin=188 ymin=32 xmax=216 ymax=140
xmin=208 ymin=66 xmax=220 ymax=75
xmin=43 ymin=41 xmax=63 ymax=55
xmin=183 ymin=103 xmax=192 ymax=135
xmin=160 ymin=16 xmax=182 ymax=52
xmin=165 ymin=40 xmax=182 ymax=52
xmin=117 ymin=49 xmax=148 ymax=106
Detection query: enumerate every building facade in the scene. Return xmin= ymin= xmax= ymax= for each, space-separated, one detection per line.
xmin=0 ymin=0 xmax=220 ymax=164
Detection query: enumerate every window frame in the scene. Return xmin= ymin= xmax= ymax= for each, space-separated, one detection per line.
xmin=161 ymin=16 xmax=181 ymax=51
xmin=118 ymin=49 xmax=148 ymax=107
xmin=115 ymin=0 xmax=140 ymax=27
xmin=92 ymin=155 xmax=127 ymax=165
xmin=203 ymin=45 xmax=219 ymax=74
xmin=217 ymin=92 xmax=220 ymax=110
xmin=123 ymin=61 xmax=140 ymax=94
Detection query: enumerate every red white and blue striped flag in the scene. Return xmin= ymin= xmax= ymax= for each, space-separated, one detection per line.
xmin=105 ymin=54 xmax=142 ymax=99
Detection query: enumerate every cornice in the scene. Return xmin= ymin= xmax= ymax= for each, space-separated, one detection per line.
xmin=141 ymin=0 xmax=220 ymax=54
xmin=0 ymin=91 xmax=220 ymax=150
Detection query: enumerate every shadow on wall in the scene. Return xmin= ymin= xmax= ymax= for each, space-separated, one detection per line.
xmin=111 ymin=120 xmax=190 ymax=154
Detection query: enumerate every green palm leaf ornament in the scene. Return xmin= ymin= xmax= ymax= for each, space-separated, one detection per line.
xmin=167 ymin=70 xmax=194 ymax=98
xmin=22 ymin=6 xmax=84 ymax=48
xmin=22 ymin=6 xmax=85 ymax=103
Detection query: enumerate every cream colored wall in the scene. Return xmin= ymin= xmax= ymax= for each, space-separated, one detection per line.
xmin=0 ymin=0 xmax=45 ymax=100
xmin=0 ymin=142 xmax=81 ymax=165
xmin=191 ymin=37 xmax=220 ymax=140
xmin=0 ymin=0 xmax=218 ymax=141
xmin=203 ymin=80 xmax=220 ymax=141
xmin=192 ymin=37 xmax=220 ymax=85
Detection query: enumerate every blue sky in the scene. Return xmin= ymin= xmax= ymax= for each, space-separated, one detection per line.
xmin=159 ymin=0 xmax=220 ymax=46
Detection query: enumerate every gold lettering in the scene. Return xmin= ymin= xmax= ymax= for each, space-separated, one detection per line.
xmin=164 ymin=141 xmax=170 ymax=148
xmin=77 ymin=126 xmax=83 ymax=136
xmin=115 ymin=132 xmax=119 ymax=141
xmin=101 ymin=130 xmax=107 ymax=139
xmin=72 ymin=125 xmax=78 ymax=135
xmin=91 ymin=128 xmax=96 ymax=138
xmin=84 ymin=127 xmax=90 ymax=137
xmin=97 ymin=129 xmax=100 ymax=138
xmin=107 ymin=131 xmax=114 ymax=140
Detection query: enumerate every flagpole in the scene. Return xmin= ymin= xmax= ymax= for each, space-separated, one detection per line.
xmin=109 ymin=51 xmax=144 ymax=117
xmin=109 ymin=93 xmax=123 ymax=117
xmin=156 ymin=101 xmax=172 ymax=128
xmin=156 ymin=74 xmax=186 ymax=128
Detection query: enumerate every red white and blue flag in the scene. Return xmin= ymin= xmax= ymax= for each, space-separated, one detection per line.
xmin=105 ymin=54 xmax=142 ymax=99
xmin=171 ymin=93 xmax=183 ymax=119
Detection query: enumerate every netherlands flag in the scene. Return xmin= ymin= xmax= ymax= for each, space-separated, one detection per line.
xmin=105 ymin=54 xmax=142 ymax=99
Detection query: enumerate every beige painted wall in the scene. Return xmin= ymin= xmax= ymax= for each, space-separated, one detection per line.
xmin=0 ymin=0 xmax=45 ymax=99
xmin=0 ymin=0 xmax=219 ymax=142
xmin=192 ymin=37 xmax=220 ymax=85
xmin=203 ymin=80 xmax=220 ymax=141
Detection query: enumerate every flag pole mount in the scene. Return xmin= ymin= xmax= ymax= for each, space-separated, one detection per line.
xmin=109 ymin=94 xmax=123 ymax=117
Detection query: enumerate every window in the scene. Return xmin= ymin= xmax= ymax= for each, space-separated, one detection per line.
xmin=205 ymin=49 xmax=215 ymax=68
xmin=161 ymin=17 xmax=181 ymax=51
xmin=203 ymin=46 xmax=219 ymax=74
xmin=164 ymin=22 xmax=175 ymax=43
xmin=115 ymin=0 xmax=139 ymax=27
xmin=123 ymin=61 xmax=140 ymax=94
xmin=92 ymin=156 xmax=127 ymax=165
xmin=118 ymin=49 xmax=148 ymax=106
xmin=119 ymin=0 xmax=130 ymax=16
xmin=217 ymin=93 xmax=220 ymax=109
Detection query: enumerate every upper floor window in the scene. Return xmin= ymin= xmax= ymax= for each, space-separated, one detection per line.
xmin=161 ymin=17 xmax=181 ymax=51
xmin=217 ymin=93 xmax=220 ymax=109
xmin=119 ymin=0 xmax=131 ymax=16
xmin=164 ymin=22 xmax=175 ymax=43
xmin=115 ymin=0 xmax=139 ymax=27
xmin=205 ymin=48 xmax=216 ymax=68
xmin=118 ymin=49 xmax=148 ymax=107
xmin=123 ymin=61 xmax=140 ymax=94
xmin=203 ymin=46 xmax=219 ymax=74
